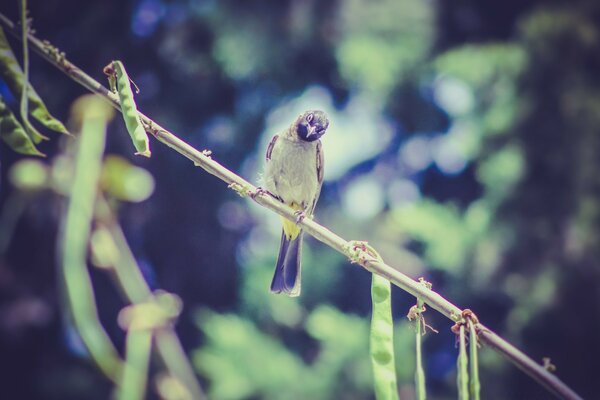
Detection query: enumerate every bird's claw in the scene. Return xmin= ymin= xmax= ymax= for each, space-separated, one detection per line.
xmin=251 ymin=187 xmax=284 ymax=203
xmin=294 ymin=210 xmax=306 ymax=224
xmin=250 ymin=186 xmax=269 ymax=199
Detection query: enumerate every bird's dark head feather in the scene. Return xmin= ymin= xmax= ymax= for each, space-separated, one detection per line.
xmin=295 ymin=110 xmax=329 ymax=142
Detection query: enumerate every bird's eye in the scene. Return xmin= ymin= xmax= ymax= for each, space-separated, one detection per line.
xmin=306 ymin=113 xmax=314 ymax=123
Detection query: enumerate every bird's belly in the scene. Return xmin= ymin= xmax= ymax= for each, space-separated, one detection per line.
xmin=266 ymin=142 xmax=318 ymax=208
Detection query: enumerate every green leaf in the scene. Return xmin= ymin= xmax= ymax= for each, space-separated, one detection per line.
xmin=110 ymin=61 xmax=151 ymax=157
xmin=0 ymin=95 xmax=43 ymax=155
xmin=370 ymin=274 xmax=399 ymax=400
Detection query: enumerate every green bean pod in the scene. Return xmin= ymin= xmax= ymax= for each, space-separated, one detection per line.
xmin=414 ymin=300 xmax=426 ymax=400
xmin=370 ymin=274 xmax=399 ymax=400
xmin=0 ymin=28 xmax=69 ymax=139
xmin=112 ymin=61 xmax=151 ymax=157
xmin=469 ymin=321 xmax=481 ymax=400
xmin=457 ymin=324 xmax=469 ymax=400
xmin=0 ymin=95 xmax=43 ymax=156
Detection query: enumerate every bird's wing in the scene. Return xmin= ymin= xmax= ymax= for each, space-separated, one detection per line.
xmin=309 ymin=140 xmax=324 ymax=215
xmin=266 ymin=134 xmax=279 ymax=161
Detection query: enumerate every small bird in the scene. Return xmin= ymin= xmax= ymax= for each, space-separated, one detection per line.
xmin=262 ymin=110 xmax=329 ymax=296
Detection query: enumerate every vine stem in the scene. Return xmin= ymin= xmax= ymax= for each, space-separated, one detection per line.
xmin=0 ymin=13 xmax=583 ymax=400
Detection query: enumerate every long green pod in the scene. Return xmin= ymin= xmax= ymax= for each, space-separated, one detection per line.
xmin=457 ymin=325 xmax=469 ymax=400
xmin=370 ymin=274 xmax=400 ymax=400
xmin=111 ymin=61 xmax=150 ymax=157
xmin=117 ymin=328 xmax=152 ymax=400
xmin=0 ymin=94 xmax=43 ymax=155
xmin=61 ymin=95 xmax=122 ymax=382
xmin=0 ymin=27 xmax=68 ymax=137
xmin=469 ymin=321 xmax=481 ymax=400
xmin=96 ymin=196 xmax=205 ymax=399
xmin=414 ymin=300 xmax=426 ymax=400
xmin=18 ymin=2 xmax=47 ymax=144
xmin=0 ymin=28 xmax=67 ymax=139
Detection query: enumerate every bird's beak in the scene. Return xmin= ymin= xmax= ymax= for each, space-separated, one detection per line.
xmin=306 ymin=125 xmax=317 ymax=139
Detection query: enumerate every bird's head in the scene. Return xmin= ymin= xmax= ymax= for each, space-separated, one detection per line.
xmin=295 ymin=110 xmax=329 ymax=142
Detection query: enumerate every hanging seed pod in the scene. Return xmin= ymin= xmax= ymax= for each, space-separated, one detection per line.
xmin=105 ymin=61 xmax=150 ymax=157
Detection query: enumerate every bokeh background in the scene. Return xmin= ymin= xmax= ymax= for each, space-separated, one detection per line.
xmin=1 ymin=0 xmax=599 ymax=399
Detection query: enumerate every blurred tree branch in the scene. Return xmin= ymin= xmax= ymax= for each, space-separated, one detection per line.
xmin=0 ymin=12 xmax=582 ymax=400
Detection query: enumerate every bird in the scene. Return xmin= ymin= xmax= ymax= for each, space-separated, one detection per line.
xmin=261 ymin=110 xmax=329 ymax=296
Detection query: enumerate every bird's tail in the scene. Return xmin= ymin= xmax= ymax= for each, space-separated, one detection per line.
xmin=270 ymin=230 xmax=303 ymax=296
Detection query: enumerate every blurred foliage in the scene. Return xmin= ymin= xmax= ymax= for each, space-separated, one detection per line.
xmin=101 ymin=155 xmax=155 ymax=202
xmin=335 ymin=0 xmax=433 ymax=98
xmin=194 ymin=306 xmax=416 ymax=400
xmin=1 ymin=0 xmax=600 ymax=399
xmin=8 ymin=158 xmax=48 ymax=190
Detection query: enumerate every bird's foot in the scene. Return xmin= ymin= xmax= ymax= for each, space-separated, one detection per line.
xmin=250 ymin=186 xmax=268 ymax=199
xmin=250 ymin=186 xmax=283 ymax=202
xmin=294 ymin=210 xmax=306 ymax=224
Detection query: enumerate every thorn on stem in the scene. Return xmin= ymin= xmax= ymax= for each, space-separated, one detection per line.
xmin=418 ymin=277 xmax=433 ymax=290
xmin=543 ymin=357 xmax=557 ymax=372
xmin=228 ymin=182 xmax=251 ymax=198
xmin=201 ymin=149 xmax=212 ymax=158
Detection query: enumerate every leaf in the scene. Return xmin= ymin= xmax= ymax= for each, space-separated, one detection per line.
xmin=370 ymin=274 xmax=399 ymax=400
xmin=0 ymin=28 xmax=68 ymax=139
xmin=0 ymin=95 xmax=43 ymax=155
xmin=108 ymin=61 xmax=151 ymax=157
